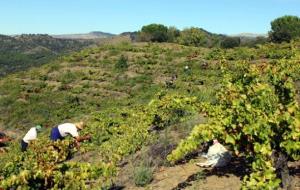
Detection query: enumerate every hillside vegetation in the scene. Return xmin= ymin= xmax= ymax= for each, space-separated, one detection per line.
xmin=0 ymin=42 xmax=219 ymax=130
xmin=0 ymin=39 xmax=300 ymax=189
xmin=0 ymin=34 xmax=94 ymax=77
xmin=136 ymin=24 xmax=268 ymax=48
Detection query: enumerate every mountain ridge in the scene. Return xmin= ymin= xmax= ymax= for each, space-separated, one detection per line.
xmin=0 ymin=34 xmax=94 ymax=77
xmin=230 ymin=33 xmax=268 ymax=38
xmin=52 ymin=31 xmax=115 ymax=39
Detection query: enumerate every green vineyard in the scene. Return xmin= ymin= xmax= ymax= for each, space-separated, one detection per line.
xmin=0 ymin=39 xmax=300 ymax=189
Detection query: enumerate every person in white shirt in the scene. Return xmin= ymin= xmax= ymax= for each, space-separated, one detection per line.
xmin=21 ymin=125 xmax=42 ymax=152
xmin=196 ymin=139 xmax=232 ymax=168
xmin=50 ymin=121 xmax=91 ymax=147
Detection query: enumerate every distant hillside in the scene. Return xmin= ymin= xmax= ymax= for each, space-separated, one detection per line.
xmin=0 ymin=34 xmax=94 ymax=77
xmin=52 ymin=31 xmax=115 ymax=40
xmin=0 ymin=42 xmax=219 ymax=130
xmin=120 ymin=31 xmax=139 ymax=41
xmin=230 ymin=33 xmax=268 ymax=38
xmin=228 ymin=33 xmax=268 ymax=47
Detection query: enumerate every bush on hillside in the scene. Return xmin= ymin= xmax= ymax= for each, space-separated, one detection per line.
xmin=136 ymin=25 xmax=222 ymax=48
xmin=115 ymin=55 xmax=128 ymax=70
xmin=133 ymin=166 xmax=153 ymax=187
xmin=177 ymin=27 xmax=218 ymax=47
xmin=167 ymin=26 xmax=180 ymax=43
xmin=220 ymin=37 xmax=240 ymax=49
xmin=138 ymin=24 xmax=168 ymax=42
xmin=269 ymin=15 xmax=300 ymax=43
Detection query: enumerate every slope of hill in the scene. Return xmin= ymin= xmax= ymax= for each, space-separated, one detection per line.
xmin=52 ymin=31 xmax=115 ymax=39
xmin=1 ymin=39 xmax=298 ymax=131
xmin=0 ymin=40 xmax=299 ymax=189
xmin=0 ymin=42 xmax=217 ymax=130
xmin=0 ymin=34 xmax=94 ymax=77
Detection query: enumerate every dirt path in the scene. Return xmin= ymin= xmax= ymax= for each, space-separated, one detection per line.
xmin=116 ymin=158 xmax=300 ymax=190
xmin=118 ymin=158 xmax=242 ymax=190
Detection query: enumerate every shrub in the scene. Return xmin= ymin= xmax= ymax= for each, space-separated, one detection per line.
xmin=220 ymin=37 xmax=240 ymax=49
xmin=177 ymin=27 xmax=208 ymax=47
xmin=225 ymin=47 xmax=257 ymax=60
xmin=167 ymin=26 xmax=180 ymax=43
xmin=133 ymin=166 xmax=153 ymax=187
xmin=265 ymin=49 xmax=295 ymax=59
xmin=58 ymin=70 xmax=79 ymax=84
xmin=138 ymin=24 xmax=168 ymax=42
xmin=177 ymin=27 xmax=220 ymax=47
xmin=115 ymin=55 xmax=128 ymax=70
xmin=205 ymin=48 xmax=224 ymax=60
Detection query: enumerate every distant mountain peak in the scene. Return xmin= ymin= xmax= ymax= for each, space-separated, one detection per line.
xmin=52 ymin=31 xmax=115 ymax=40
xmin=230 ymin=33 xmax=267 ymax=38
xmin=89 ymin=31 xmax=114 ymax=35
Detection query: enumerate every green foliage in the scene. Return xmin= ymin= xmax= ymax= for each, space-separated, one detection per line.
xmin=115 ymin=55 xmax=128 ymax=70
xmin=266 ymin=49 xmax=295 ymax=59
xmin=168 ymin=59 xmax=300 ymax=189
xmin=225 ymin=47 xmax=257 ymax=60
xmin=177 ymin=27 xmax=211 ymax=47
xmin=84 ymin=93 xmax=199 ymax=186
xmin=138 ymin=24 xmax=169 ymax=42
xmin=147 ymin=93 xmax=199 ymax=129
xmin=167 ymin=26 xmax=180 ymax=43
xmin=1 ymin=41 xmax=300 ymax=189
xmin=58 ymin=70 xmax=81 ymax=84
xmin=220 ymin=37 xmax=240 ymax=49
xmin=135 ymin=25 xmax=266 ymax=48
xmin=258 ymin=42 xmax=297 ymax=59
xmin=269 ymin=15 xmax=300 ymax=43
xmin=0 ymin=42 xmax=220 ymax=129
xmin=88 ymin=107 xmax=152 ymax=163
xmin=0 ymin=34 xmax=93 ymax=77
xmin=0 ymin=139 xmax=116 ymax=189
xmin=133 ymin=166 xmax=153 ymax=187
xmin=205 ymin=48 xmax=225 ymax=60
xmin=86 ymin=92 xmax=198 ymax=163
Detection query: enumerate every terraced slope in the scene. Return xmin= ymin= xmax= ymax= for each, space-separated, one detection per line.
xmin=0 ymin=42 xmax=219 ymax=130
xmin=0 ymin=41 xmax=299 ymax=189
xmin=0 ymin=34 xmax=94 ymax=77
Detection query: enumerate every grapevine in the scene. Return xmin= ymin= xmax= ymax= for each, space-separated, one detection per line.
xmin=167 ymin=58 xmax=300 ymax=189
xmin=0 ymin=139 xmax=116 ymax=189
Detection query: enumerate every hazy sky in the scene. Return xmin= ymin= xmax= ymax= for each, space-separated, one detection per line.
xmin=1 ymin=0 xmax=299 ymax=35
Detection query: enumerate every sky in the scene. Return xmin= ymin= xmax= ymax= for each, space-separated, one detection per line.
xmin=0 ymin=0 xmax=299 ymax=35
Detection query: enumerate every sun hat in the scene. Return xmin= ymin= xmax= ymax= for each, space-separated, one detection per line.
xmin=75 ymin=121 xmax=84 ymax=130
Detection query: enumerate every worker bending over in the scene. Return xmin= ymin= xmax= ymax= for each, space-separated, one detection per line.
xmin=50 ymin=121 xmax=91 ymax=147
xmin=21 ymin=125 xmax=42 ymax=152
